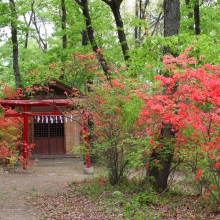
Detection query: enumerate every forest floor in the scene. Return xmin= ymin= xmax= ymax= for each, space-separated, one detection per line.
xmin=1 ymin=158 xmax=220 ymax=220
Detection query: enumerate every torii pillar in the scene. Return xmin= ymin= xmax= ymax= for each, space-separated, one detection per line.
xmin=82 ymin=109 xmax=94 ymax=174
xmin=23 ymin=105 xmax=29 ymax=169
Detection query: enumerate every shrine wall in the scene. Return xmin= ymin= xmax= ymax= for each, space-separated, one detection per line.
xmin=64 ymin=116 xmax=81 ymax=154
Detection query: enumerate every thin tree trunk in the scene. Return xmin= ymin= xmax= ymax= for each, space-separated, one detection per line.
xmin=111 ymin=8 xmax=130 ymax=61
xmin=134 ymin=0 xmax=138 ymax=45
xmin=138 ymin=0 xmax=141 ymax=41
xmin=149 ymin=123 xmax=176 ymax=192
xmin=194 ymin=0 xmax=200 ymax=35
xmin=101 ymin=0 xmax=130 ymax=61
xmin=185 ymin=0 xmax=194 ymax=31
xmin=9 ymin=0 xmax=21 ymax=88
xmin=23 ymin=0 xmax=35 ymax=48
xmin=81 ymin=30 xmax=88 ymax=46
xmin=61 ymin=0 xmax=67 ymax=49
xmin=59 ymin=0 xmax=67 ymax=80
xmin=31 ymin=1 xmax=47 ymax=52
xmin=75 ymin=0 xmax=111 ymax=81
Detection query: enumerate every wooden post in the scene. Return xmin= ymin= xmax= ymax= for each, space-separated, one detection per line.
xmin=83 ymin=109 xmax=93 ymax=174
xmin=83 ymin=110 xmax=91 ymax=168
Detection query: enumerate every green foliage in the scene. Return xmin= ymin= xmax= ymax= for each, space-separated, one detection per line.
xmin=180 ymin=0 xmax=220 ymax=36
xmin=1 ymin=0 xmax=220 ymax=88
xmin=129 ymin=36 xmax=164 ymax=80
xmin=0 ymin=41 xmax=15 ymax=86
xmin=129 ymin=33 xmax=220 ymax=81
xmin=0 ymin=1 xmax=11 ymax=26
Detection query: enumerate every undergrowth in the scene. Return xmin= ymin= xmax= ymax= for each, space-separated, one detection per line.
xmin=67 ymin=175 xmax=219 ymax=219
xmin=68 ymin=176 xmax=162 ymax=219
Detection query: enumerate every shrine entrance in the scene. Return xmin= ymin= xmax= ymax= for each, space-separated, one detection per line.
xmin=33 ymin=116 xmax=65 ymax=155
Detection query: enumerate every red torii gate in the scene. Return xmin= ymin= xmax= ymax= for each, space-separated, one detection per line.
xmin=0 ymin=99 xmax=91 ymax=170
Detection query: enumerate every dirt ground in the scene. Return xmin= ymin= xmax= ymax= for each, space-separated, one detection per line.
xmin=0 ymin=157 xmax=98 ymax=220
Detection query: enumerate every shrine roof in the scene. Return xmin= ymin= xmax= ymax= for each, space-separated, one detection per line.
xmin=0 ymin=80 xmax=85 ymax=107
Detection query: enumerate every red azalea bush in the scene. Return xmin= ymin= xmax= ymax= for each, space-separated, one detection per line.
xmin=136 ymin=45 xmax=220 ymax=202
xmin=0 ymin=107 xmax=24 ymax=167
xmin=0 ymin=82 xmax=24 ymax=99
xmin=0 ymin=83 xmax=35 ymax=168
xmin=74 ymin=48 xmax=220 ymax=201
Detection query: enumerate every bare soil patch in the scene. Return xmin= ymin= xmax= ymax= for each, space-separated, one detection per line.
xmin=0 ymin=158 xmax=95 ymax=220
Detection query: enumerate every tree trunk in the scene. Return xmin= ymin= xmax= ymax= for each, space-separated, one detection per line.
xmin=75 ymin=0 xmax=111 ymax=81
xmin=59 ymin=0 xmax=67 ymax=80
xmin=185 ymin=0 xmax=194 ymax=31
xmin=135 ymin=0 xmax=150 ymax=45
xmin=185 ymin=0 xmax=200 ymax=34
xmin=111 ymin=8 xmax=130 ymax=61
xmin=101 ymin=0 xmax=130 ymax=61
xmin=9 ymin=0 xmax=21 ymax=88
xmin=149 ymin=0 xmax=180 ymax=192
xmin=163 ymin=0 xmax=180 ymax=37
xmin=23 ymin=0 xmax=34 ymax=49
xmin=81 ymin=30 xmax=88 ymax=46
xmin=61 ymin=0 xmax=67 ymax=49
xmin=194 ymin=0 xmax=200 ymax=35
xmin=149 ymin=123 xmax=176 ymax=192
xmin=134 ymin=0 xmax=139 ymax=45
xmin=31 ymin=2 xmax=47 ymax=52
xmin=163 ymin=0 xmax=180 ymax=55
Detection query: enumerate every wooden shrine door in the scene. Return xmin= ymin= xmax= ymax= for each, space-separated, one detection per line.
xmin=33 ymin=116 xmax=65 ymax=155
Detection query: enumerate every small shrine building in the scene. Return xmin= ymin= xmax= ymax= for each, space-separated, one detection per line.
xmin=0 ymin=80 xmax=82 ymax=157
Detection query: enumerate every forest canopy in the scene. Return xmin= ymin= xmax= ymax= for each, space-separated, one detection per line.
xmin=0 ymin=0 xmax=219 ymax=88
